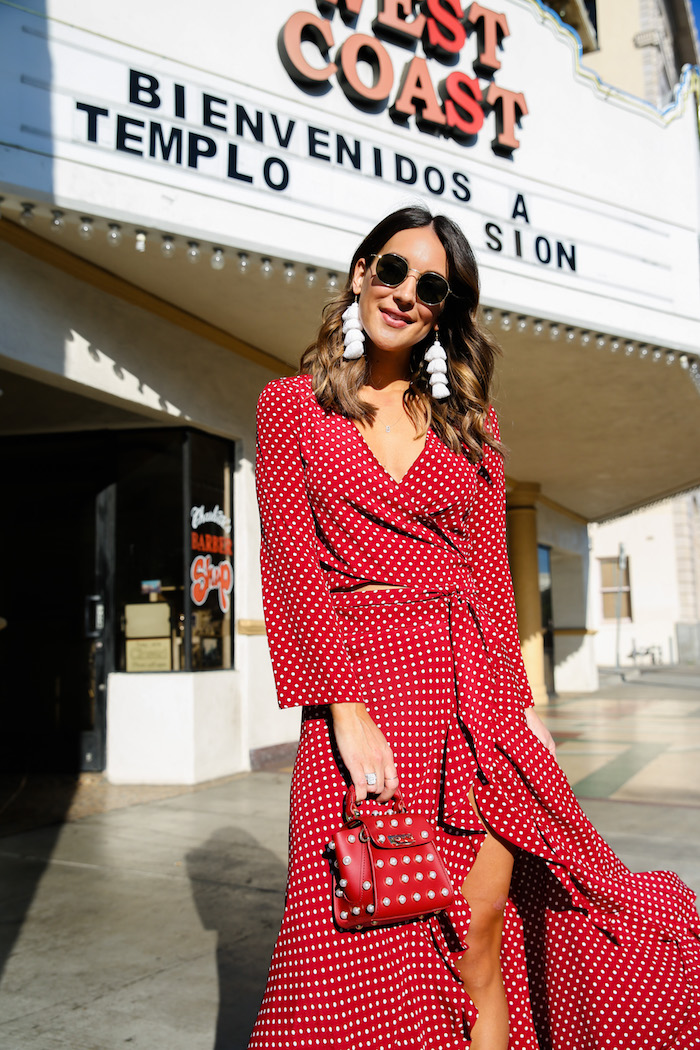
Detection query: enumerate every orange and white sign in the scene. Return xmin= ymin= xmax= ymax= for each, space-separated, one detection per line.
xmin=190 ymin=554 xmax=233 ymax=614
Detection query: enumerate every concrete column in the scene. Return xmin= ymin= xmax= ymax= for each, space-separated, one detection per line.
xmin=506 ymin=482 xmax=548 ymax=705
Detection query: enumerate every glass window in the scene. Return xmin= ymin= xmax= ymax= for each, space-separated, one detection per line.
xmin=600 ymin=557 xmax=632 ymax=621
xmin=116 ymin=431 xmax=185 ymax=672
xmin=115 ymin=429 xmax=235 ymax=672
xmin=187 ymin=431 xmax=235 ymax=671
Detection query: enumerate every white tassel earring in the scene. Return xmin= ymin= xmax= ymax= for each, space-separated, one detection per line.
xmin=342 ymin=298 xmax=365 ymax=360
xmin=425 ymin=332 xmax=450 ymax=399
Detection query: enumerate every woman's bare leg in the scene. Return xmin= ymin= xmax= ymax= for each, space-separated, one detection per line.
xmin=456 ymin=792 xmax=516 ymax=1050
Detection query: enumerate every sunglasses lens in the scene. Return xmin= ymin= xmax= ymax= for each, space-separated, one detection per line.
xmin=416 ymin=274 xmax=449 ymax=305
xmin=375 ymin=254 xmax=409 ymax=287
xmin=374 ymin=254 xmax=449 ymax=304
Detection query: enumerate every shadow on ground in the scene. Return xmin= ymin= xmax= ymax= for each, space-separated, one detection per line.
xmin=187 ymin=825 xmax=286 ymax=1050
xmin=0 ymin=774 xmax=79 ymax=990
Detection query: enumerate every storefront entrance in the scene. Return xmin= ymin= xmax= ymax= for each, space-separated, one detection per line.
xmin=0 ymin=434 xmax=113 ymax=771
xmin=0 ymin=427 xmax=234 ymax=773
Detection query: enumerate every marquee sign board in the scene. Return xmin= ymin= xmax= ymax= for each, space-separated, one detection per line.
xmin=0 ymin=0 xmax=698 ymax=349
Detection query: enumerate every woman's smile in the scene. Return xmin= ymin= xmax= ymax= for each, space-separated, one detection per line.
xmin=380 ymin=307 xmax=412 ymax=328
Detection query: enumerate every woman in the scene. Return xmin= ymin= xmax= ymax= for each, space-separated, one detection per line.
xmin=249 ymin=207 xmax=699 ymax=1050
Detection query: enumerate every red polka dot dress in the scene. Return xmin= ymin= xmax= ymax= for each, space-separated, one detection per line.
xmin=248 ymin=375 xmax=700 ymax=1050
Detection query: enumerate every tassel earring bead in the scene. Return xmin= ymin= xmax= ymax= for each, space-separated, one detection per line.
xmin=425 ymin=333 xmax=450 ymax=399
xmin=342 ymin=299 xmax=365 ymax=360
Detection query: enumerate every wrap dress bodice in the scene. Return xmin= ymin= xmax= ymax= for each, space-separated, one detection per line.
xmin=256 ymin=373 xmax=532 ymax=714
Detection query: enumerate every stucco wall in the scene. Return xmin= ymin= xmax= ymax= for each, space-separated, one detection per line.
xmin=589 ymin=501 xmax=681 ymax=665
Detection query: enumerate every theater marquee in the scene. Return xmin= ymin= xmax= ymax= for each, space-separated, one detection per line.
xmin=1 ymin=0 xmax=697 ymax=347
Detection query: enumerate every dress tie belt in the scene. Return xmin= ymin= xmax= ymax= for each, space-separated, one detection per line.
xmin=330 ymin=585 xmax=495 ymax=810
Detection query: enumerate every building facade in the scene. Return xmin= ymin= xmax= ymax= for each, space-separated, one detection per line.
xmin=589 ymin=487 xmax=700 ymax=667
xmin=1 ymin=0 xmax=699 ymax=782
xmin=579 ymin=0 xmax=699 ymax=106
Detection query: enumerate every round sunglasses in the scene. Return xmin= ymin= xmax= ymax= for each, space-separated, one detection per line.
xmin=370 ymin=253 xmax=451 ymax=306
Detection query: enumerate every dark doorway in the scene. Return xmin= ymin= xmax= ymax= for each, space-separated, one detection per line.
xmin=0 ymin=434 xmax=114 ymax=772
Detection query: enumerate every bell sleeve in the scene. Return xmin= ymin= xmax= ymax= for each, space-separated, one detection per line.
xmin=255 ymin=377 xmax=369 ymax=709
xmin=468 ymin=409 xmax=535 ymax=710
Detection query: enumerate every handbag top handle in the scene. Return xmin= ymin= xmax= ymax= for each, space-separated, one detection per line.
xmin=343 ymin=785 xmax=407 ymax=824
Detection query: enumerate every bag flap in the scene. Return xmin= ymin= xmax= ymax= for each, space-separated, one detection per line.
xmin=359 ymin=813 xmax=436 ymax=849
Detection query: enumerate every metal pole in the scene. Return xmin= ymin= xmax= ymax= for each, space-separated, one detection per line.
xmin=614 ymin=542 xmax=627 ymax=674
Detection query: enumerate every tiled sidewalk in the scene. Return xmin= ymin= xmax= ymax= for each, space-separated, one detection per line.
xmin=0 ymin=667 xmax=697 ymax=1050
xmin=542 ymin=670 xmax=700 ymax=809
xmin=538 ymin=668 xmax=700 ymax=893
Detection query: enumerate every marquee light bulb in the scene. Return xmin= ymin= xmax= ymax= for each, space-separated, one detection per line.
xmin=211 ymin=247 xmax=225 ymax=270
xmin=161 ymin=235 xmax=175 ymax=259
xmin=533 ymin=320 xmax=544 ymax=336
xmin=609 ymin=339 xmax=620 ymax=352
xmin=327 ymin=272 xmax=339 ymax=291
xmin=499 ymin=312 xmax=511 ymax=331
xmin=238 ymin=251 xmax=249 ymax=274
xmin=596 ymin=335 xmax=606 ymax=349
xmin=50 ymin=209 xmax=66 ymax=233
xmin=483 ymin=308 xmax=494 ymax=325
xmin=565 ymin=328 xmax=576 ymax=342
xmin=305 ymin=266 xmax=317 ymax=288
xmin=549 ymin=324 xmax=560 ymax=340
xmin=186 ymin=241 xmax=200 ymax=263
xmin=107 ymin=223 xmax=122 ymax=247
xmin=689 ymin=361 xmax=700 ymax=394
xmin=580 ymin=331 xmax=591 ymax=347
xmin=260 ymin=257 xmax=273 ymax=278
xmin=651 ymin=348 xmax=663 ymax=362
xmin=283 ymin=262 xmax=296 ymax=283
xmin=20 ymin=202 xmax=35 ymax=226
xmin=516 ymin=316 xmax=528 ymax=332
xmin=665 ymin=351 xmax=675 ymax=365
xmin=624 ymin=342 xmax=635 ymax=356
xmin=78 ymin=216 xmax=94 ymax=240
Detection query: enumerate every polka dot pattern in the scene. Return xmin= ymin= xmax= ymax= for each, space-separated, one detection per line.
xmin=249 ymin=375 xmax=700 ymax=1049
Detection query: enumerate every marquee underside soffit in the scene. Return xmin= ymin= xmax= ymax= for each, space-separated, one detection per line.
xmin=543 ymin=1 xmax=597 ymax=52
xmin=0 ymin=365 xmax=162 ymax=436
xmin=1 ymin=207 xmax=698 ymax=524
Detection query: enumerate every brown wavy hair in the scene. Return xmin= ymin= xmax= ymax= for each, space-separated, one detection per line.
xmin=299 ymin=206 xmax=503 ymax=462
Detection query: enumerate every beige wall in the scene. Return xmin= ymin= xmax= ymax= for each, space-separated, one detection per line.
xmin=583 ymin=0 xmax=691 ymax=107
xmin=584 ymin=0 xmax=646 ymax=100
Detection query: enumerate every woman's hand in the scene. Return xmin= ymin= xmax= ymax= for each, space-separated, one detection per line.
xmin=330 ymin=703 xmax=399 ymax=802
xmin=524 ymin=706 xmax=557 ymax=758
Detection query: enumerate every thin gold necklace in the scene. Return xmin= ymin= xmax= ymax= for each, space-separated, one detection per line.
xmin=376 ymin=407 xmax=405 ymax=433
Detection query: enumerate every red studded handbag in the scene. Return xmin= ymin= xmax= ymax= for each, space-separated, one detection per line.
xmin=330 ymin=785 xmax=455 ymax=930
